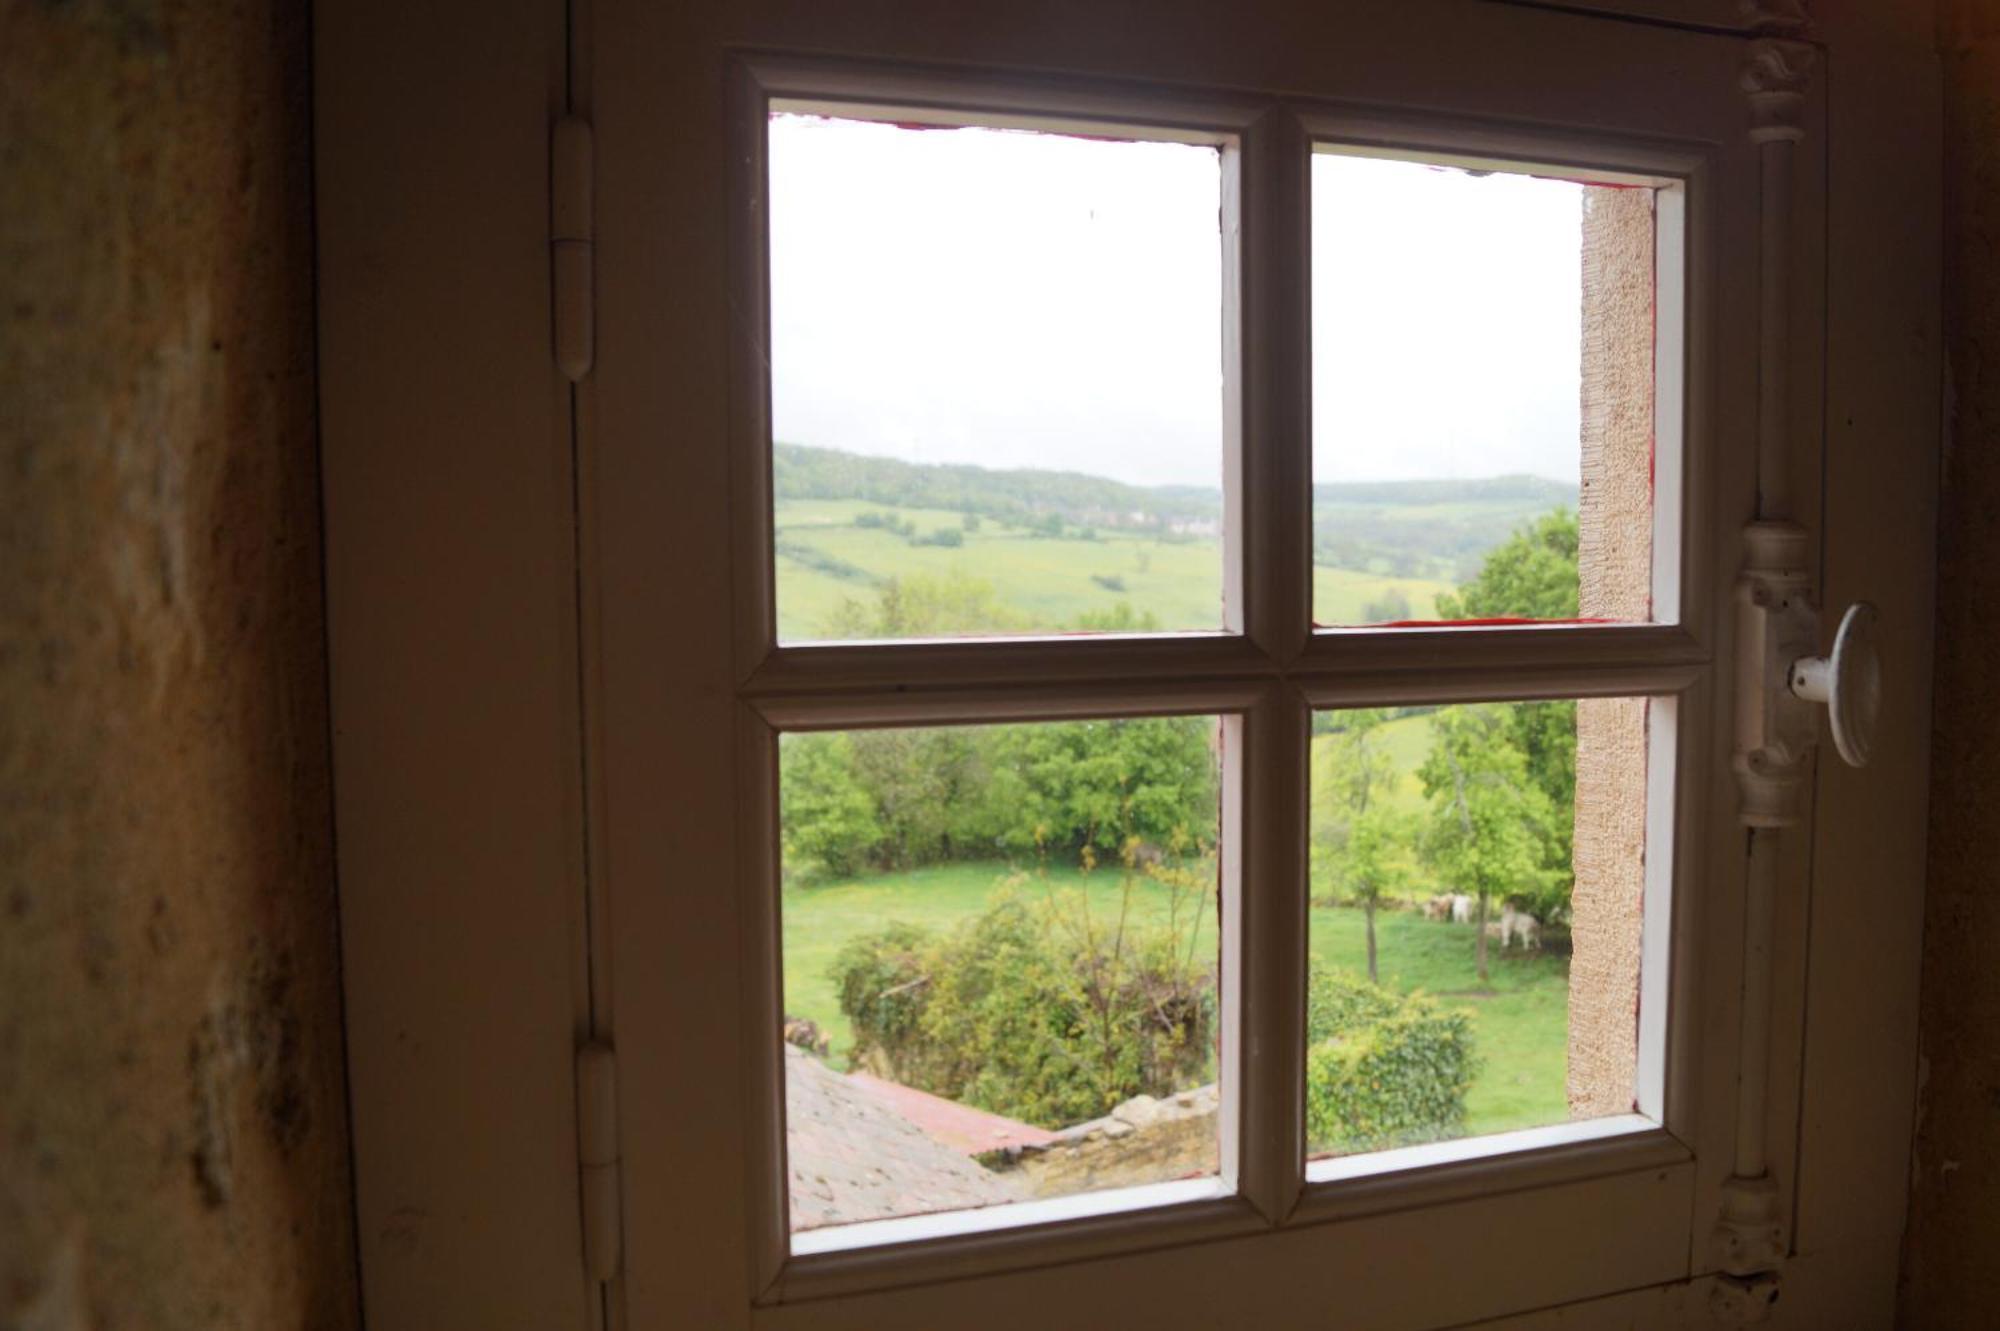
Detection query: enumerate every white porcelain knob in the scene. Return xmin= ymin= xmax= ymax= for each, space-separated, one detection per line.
xmin=1787 ymin=602 xmax=1880 ymax=768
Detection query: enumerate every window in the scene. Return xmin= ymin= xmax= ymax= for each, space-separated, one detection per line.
xmin=720 ymin=56 xmax=1707 ymax=1289
xmin=320 ymin=1 xmax=1939 ymax=1326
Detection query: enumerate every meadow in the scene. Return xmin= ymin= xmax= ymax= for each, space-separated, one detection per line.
xmin=780 ymin=855 xmax=1569 ymax=1139
xmin=774 ymin=497 xmax=1457 ymax=640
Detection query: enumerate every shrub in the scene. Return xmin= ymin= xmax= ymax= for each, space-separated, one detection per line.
xmin=834 ymin=887 xmax=1216 ymax=1127
xmin=1305 ymin=965 xmax=1476 ymax=1155
xmin=832 ymin=921 xmax=934 ymax=1068
xmin=1305 ymin=962 xmax=1402 ymax=1045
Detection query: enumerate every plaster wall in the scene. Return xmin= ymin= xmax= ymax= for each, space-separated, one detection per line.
xmin=0 ymin=1 xmax=357 ymax=1327
xmin=1901 ymin=1 xmax=2000 ymax=1321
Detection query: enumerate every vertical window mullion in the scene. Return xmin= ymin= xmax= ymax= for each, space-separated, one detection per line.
xmin=1230 ymin=106 xmax=1313 ymax=1224
xmin=1239 ymin=107 xmax=1313 ymax=662
xmin=1228 ymin=685 xmax=1312 ymax=1223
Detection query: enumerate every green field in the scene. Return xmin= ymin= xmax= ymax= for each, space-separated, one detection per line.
xmin=780 ymin=858 xmax=1568 ymax=1138
xmin=774 ymin=498 xmax=1456 ymax=640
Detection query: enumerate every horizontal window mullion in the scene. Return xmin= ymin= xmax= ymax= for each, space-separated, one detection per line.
xmin=742 ymin=633 xmax=1279 ymax=700
xmin=741 ymin=623 xmax=1706 ymax=711
xmin=748 ymin=675 xmax=1268 ymax=731
xmin=1294 ymin=623 xmax=1708 ymax=704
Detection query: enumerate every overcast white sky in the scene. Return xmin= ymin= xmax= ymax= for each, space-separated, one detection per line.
xmin=769 ymin=113 xmax=1583 ymax=490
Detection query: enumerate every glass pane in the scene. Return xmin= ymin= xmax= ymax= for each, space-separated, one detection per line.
xmin=1311 ymin=150 xmax=1663 ymax=627
xmin=779 ymin=716 xmax=1224 ymax=1237
xmin=769 ymin=111 xmax=1225 ymax=642
xmin=1303 ymin=698 xmax=1665 ymax=1164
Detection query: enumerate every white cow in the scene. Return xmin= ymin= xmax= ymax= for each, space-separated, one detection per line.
xmin=1497 ymin=907 xmax=1541 ymax=950
xmin=1448 ymin=893 xmax=1476 ymax=925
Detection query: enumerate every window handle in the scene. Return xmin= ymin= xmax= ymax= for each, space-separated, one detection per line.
xmin=1788 ymin=602 xmax=1880 ymax=768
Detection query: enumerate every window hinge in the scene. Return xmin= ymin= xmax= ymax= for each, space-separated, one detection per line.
xmin=552 ymin=115 xmax=594 ymax=382
xmin=576 ymin=1040 xmax=621 ymax=1282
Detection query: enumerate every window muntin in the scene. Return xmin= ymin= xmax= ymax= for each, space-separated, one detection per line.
xmin=1309 ymin=148 xmax=1674 ymax=629
xmin=768 ymin=111 xmax=1228 ymax=642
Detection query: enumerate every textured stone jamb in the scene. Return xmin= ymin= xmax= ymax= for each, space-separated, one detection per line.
xmin=1568 ymin=186 xmax=1657 ymax=1118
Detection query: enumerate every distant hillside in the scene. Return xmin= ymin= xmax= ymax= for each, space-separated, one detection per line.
xmin=774 ymin=442 xmax=1576 ymax=581
xmin=774 ymin=442 xmax=1215 ymax=533
xmin=1313 ymin=475 xmax=1578 ymax=581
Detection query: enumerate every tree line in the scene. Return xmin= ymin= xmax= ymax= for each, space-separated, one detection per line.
xmin=781 ymin=717 xmax=1218 ymax=880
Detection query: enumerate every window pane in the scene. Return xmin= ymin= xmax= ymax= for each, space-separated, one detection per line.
xmin=778 ymin=716 xmax=1224 ymax=1238
xmin=769 ymin=111 xmax=1226 ymax=641
xmin=1303 ymin=698 xmax=1665 ymax=1165
xmin=1311 ymin=151 xmax=1664 ymax=627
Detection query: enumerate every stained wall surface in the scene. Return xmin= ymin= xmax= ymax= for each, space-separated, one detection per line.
xmin=0 ymin=1 xmax=357 ymax=1327
xmin=1902 ymin=0 xmax=2000 ymax=1321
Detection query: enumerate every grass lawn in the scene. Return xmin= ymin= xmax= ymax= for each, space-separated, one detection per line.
xmin=781 ymin=859 xmax=1569 ymax=1139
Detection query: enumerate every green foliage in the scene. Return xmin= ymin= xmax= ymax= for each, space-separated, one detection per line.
xmin=1068 ymin=603 xmax=1162 ymax=632
xmin=1433 ymin=509 xmax=1581 ymax=912
xmin=1433 ymin=508 xmax=1579 ymax=622
xmin=1311 ymin=709 xmax=1417 ymax=982
xmin=833 ymin=878 xmax=1217 ymax=1127
xmin=818 ymin=571 xmax=1030 ymax=639
xmin=779 ymin=732 xmax=883 ymax=877
xmin=1305 ymin=969 xmax=1477 ymax=1155
xmin=1419 ymin=706 xmax=1565 ymax=978
xmin=831 ymin=921 xmax=931 ymax=1060
xmin=775 ymin=441 xmax=1215 ymax=532
xmin=1306 ymin=960 xmax=1402 ymax=1044
xmin=1361 ymin=587 xmax=1413 ymax=622
xmin=773 ymin=538 xmax=875 ymax=584
xmin=781 ymin=716 xmax=1218 ymax=878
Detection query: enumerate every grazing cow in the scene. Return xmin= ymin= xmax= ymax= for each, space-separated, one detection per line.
xmin=1497 ymin=907 xmax=1541 ymax=951
xmin=1448 ymin=893 xmax=1476 ymax=925
xmin=1421 ymin=895 xmax=1452 ymax=921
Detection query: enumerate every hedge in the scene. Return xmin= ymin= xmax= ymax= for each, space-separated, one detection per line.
xmin=833 ymin=892 xmax=1214 ymax=1128
xmin=1305 ymin=965 xmax=1477 ymax=1156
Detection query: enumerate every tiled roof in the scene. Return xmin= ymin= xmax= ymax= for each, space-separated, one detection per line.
xmin=784 ymin=1046 xmax=1023 ymax=1232
xmin=847 ymin=1071 xmax=1060 ymax=1156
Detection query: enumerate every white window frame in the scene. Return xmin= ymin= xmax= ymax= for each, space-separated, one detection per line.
xmin=314 ymin=1 xmax=1942 ymax=1327
xmin=728 ymin=54 xmax=1708 ymax=1302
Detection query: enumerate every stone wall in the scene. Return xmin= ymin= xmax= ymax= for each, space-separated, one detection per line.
xmin=0 ymin=2 xmax=356 ymax=1327
xmin=1567 ymin=186 xmax=1657 ymax=1117
xmin=992 ymin=1086 xmax=1219 ymax=1197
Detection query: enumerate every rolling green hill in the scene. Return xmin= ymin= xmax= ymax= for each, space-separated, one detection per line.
xmin=770 ymin=444 xmax=1576 ymax=640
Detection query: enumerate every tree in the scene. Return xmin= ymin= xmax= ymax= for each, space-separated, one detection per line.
xmin=1361 ymin=587 xmax=1412 ymax=623
xmin=1418 ymin=705 xmax=1560 ymax=985
xmin=1337 ymin=808 xmax=1416 ymax=984
xmin=818 ymin=571 xmax=1028 ymax=639
xmin=1312 ymin=708 xmax=1403 ymax=982
xmin=1435 ymin=508 xmax=1580 ymax=916
xmin=779 ymin=732 xmax=883 ymax=878
xmin=1433 ymin=508 xmax=1579 ymax=622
